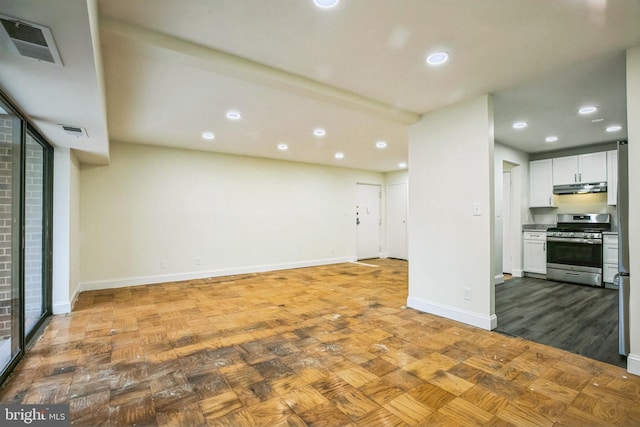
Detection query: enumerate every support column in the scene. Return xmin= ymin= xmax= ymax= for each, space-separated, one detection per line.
xmin=52 ymin=147 xmax=80 ymax=314
xmin=626 ymin=46 xmax=640 ymax=376
xmin=407 ymin=95 xmax=496 ymax=329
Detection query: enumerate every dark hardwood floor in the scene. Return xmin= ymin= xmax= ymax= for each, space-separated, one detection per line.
xmin=495 ymin=276 xmax=626 ymax=368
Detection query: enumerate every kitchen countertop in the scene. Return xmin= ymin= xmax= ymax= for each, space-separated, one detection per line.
xmin=522 ymin=225 xmax=618 ymax=234
xmin=522 ymin=224 xmax=555 ymax=231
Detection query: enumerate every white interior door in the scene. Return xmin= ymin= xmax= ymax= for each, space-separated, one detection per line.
xmin=387 ymin=182 xmax=408 ymax=260
xmin=502 ymin=171 xmax=512 ymax=274
xmin=356 ymin=183 xmax=381 ymax=260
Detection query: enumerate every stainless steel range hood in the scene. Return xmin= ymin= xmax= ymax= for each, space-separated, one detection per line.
xmin=553 ymin=182 xmax=607 ymax=195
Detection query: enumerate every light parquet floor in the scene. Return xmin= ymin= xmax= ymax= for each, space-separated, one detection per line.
xmin=2 ymin=259 xmax=640 ymax=426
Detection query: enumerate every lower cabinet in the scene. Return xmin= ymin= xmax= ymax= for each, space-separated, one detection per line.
xmin=603 ymin=234 xmax=618 ymax=284
xmin=523 ymin=231 xmax=547 ymax=275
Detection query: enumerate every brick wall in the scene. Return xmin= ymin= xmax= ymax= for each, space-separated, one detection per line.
xmin=0 ymin=117 xmax=14 ymax=341
xmin=24 ymin=135 xmax=44 ymax=332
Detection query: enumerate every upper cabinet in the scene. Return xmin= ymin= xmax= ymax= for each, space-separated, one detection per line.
xmin=552 ymin=152 xmax=607 ymax=186
xmin=552 ymin=156 xmax=578 ymax=185
xmin=607 ymin=150 xmax=617 ymax=206
xmin=529 ymin=159 xmax=555 ymax=207
xmin=579 ymin=152 xmax=608 ymax=183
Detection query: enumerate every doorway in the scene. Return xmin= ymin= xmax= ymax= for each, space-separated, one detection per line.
xmin=356 ymin=183 xmax=381 ymax=260
xmin=502 ymin=169 xmax=512 ymax=274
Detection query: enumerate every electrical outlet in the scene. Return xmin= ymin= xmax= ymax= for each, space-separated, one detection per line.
xmin=464 ymin=287 xmax=471 ymax=301
xmin=160 ymin=259 xmax=167 ymax=269
xmin=195 ymin=257 xmax=201 ymax=266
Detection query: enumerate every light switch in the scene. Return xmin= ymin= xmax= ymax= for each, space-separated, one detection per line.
xmin=473 ymin=203 xmax=482 ymax=216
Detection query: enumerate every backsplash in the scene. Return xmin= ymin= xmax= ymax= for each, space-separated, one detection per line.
xmin=530 ymin=193 xmax=618 ymax=230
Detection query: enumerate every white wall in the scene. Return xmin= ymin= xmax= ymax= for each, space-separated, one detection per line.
xmin=69 ymin=152 xmax=81 ymax=302
xmin=494 ymin=143 xmax=529 ymax=279
xmin=52 ymin=148 xmax=80 ymax=313
xmin=79 ymin=142 xmax=384 ymax=290
xmin=385 ymin=170 xmax=408 ymax=185
xmin=626 ymin=45 xmax=640 ymax=376
xmin=407 ymin=95 xmax=496 ymax=330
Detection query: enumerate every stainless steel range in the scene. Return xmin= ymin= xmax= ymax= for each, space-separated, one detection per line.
xmin=546 ymin=214 xmax=611 ymax=287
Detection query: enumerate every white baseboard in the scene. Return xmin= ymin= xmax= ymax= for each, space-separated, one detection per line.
xmin=495 ymin=274 xmax=504 ymax=285
xmin=52 ymin=301 xmax=71 ymax=315
xmin=627 ymin=353 xmax=640 ymax=376
xmin=79 ymin=256 xmax=355 ymax=292
xmin=406 ymin=296 xmax=497 ymax=331
xmin=512 ymin=269 xmax=524 ymax=278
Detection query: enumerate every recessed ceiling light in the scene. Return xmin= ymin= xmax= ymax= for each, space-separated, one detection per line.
xmin=375 ymin=141 xmax=387 ymax=149
xmin=606 ymin=125 xmax=622 ymax=132
xmin=398 ymin=162 xmax=408 ymax=169
xmin=591 ymin=118 xmax=604 ymax=123
xmin=313 ymin=128 xmax=326 ymax=137
xmin=277 ymin=143 xmax=288 ymax=151
xmin=226 ymin=111 xmax=241 ymax=120
xmin=313 ymin=0 xmax=339 ymax=8
xmin=201 ymin=131 xmax=215 ymax=140
xmin=334 ymin=152 xmax=344 ymax=159
xmin=578 ymin=106 xmax=598 ymax=114
xmin=426 ymin=51 xmax=449 ymax=66
xmin=545 ymin=136 xmax=558 ymax=142
xmin=512 ymin=122 xmax=527 ymax=129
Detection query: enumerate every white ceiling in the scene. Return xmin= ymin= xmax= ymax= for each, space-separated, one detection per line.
xmin=1 ymin=0 xmax=639 ymax=171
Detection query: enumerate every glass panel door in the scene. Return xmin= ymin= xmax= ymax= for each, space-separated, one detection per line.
xmin=0 ymin=93 xmax=53 ymax=385
xmin=24 ymin=131 xmax=47 ymax=337
xmin=0 ymin=106 xmax=21 ymax=372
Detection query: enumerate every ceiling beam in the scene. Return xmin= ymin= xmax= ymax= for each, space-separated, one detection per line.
xmin=99 ymin=16 xmax=421 ymax=125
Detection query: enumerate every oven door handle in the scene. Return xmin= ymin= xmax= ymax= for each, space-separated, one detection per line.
xmin=546 ymin=237 xmax=602 ymax=244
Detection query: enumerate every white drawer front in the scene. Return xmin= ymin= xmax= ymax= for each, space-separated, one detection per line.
xmin=523 ymin=231 xmax=547 ymax=241
xmin=604 ymin=263 xmax=618 ymax=284
xmin=603 ymin=234 xmax=618 ymax=265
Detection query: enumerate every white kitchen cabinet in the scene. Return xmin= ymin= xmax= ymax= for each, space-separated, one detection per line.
xmin=579 ymin=152 xmax=608 ymax=183
xmin=603 ymin=234 xmax=618 ymax=284
xmin=604 ymin=264 xmax=618 ymax=285
xmin=607 ymin=150 xmax=617 ymax=206
xmin=552 ymin=156 xmax=578 ymax=186
xmin=523 ymin=231 xmax=547 ymax=275
xmin=529 ymin=159 xmax=555 ymax=207
xmin=552 ymin=152 xmax=607 ymax=186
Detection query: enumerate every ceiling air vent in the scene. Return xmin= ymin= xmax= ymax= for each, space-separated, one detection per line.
xmin=59 ymin=125 xmax=88 ymax=138
xmin=0 ymin=15 xmax=63 ymax=66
